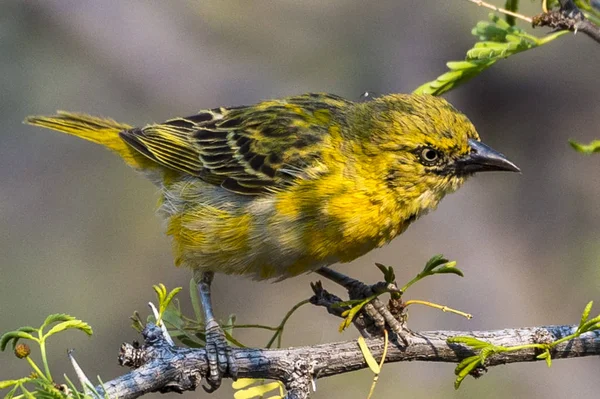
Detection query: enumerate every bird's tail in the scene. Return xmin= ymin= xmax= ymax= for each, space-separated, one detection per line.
xmin=25 ymin=111 xmax=154 ymax=170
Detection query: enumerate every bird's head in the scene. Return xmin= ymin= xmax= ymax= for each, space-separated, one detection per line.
xmin=349 ymin=94 xmax=519 ymax=214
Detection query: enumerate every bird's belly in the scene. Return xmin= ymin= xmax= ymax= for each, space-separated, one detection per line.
xmin=163 ymin=201 xmax=390 ymax=280
xmin=161 ymin=181 xmax=412 ymax=281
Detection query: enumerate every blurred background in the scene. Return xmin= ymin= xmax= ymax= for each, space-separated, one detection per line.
xmin=1 ymin=1 xmax=599 ymax=398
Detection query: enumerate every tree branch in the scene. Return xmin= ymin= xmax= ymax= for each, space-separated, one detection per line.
xmin=533 ymin=0 xmax=600 ymax=43
xmin=95 ymin=323 xmax=600 ymax=399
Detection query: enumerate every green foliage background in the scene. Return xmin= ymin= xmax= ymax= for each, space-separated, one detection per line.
xmin=0 ymin=1 xmax=599 ymax=398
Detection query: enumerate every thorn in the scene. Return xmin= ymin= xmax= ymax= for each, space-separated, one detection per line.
xmin=68 ymin=349 xmax=101 ymax=399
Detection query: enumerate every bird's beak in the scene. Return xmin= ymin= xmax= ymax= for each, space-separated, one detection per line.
xmin=456 ymin=139 xmax=520 ymax=174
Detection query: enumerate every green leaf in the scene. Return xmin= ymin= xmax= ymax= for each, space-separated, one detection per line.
xmin=375 ymin=263 xmax=395 ymax=283
xmin=579 ymin=301 xmax=593 ymax=330
xmin=569 ymin=140 xmax=600 ymax=154
xmin=44 ymin=320 xmax=93 ymax=339
xmin=545 ymin=354 xmax=552 ymax=367
xmin=189 ymin=278 xmax=203 ymax=323
xmin=153 ymin=284 xmax=182 ymax=322
xmin=17 ymin=327 xmax=38 ymax=334
xmin=357 ymin=336 xmax=381 ymax=374
xmin=414 ymin=14 xmax=567 ymax=96
xmin=0 ymin=331 xmax=37 ymax=350
xmin=4 ymin=383 xmax=20 ymax=399
xmin=163 ymin=287 xmax=182 ymax=312
xmin=429 ymin=264 xmax=464 ymax=277
xmin=537 ymin=349 xmax=552 ymax=367
xmin=41 ymin=314 xmax=76 ymax=331
xmin=223 ymin=314 xmax=237 ymax=338
xmin=22 ymin=387 xmax=36 ymax=399
xmin=423 ymin=255 xmax=449 ymax=273
xmin=161 ymin=307 xmax=186 ymax=331
xmin=455 ymin=355 xmax=480 ymax=374
xmin=338 ymin=297 xmax=374 ymax=332
xmin=504 ymin=0 xmax=519 ymax=26
xmin=332 ymin=299 xmax=366 ymax=308
xmin=454 ymin=356 xmax=482 ymax=390
xmin=153 ymin=283 xmax=168 ymax=303
xmin=447 ymin=336 xmax=492 ymax=350
xmin=223 ymin=329 xmax=247 ymax=349
xmin=580 ymin=315 xmax=600 ymax=333
xmin=0 ymin=379 xmax=30 ymax=389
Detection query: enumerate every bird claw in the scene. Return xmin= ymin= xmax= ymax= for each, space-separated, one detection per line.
xmin=314 ymin=267 xmax=412 ymax=343
xmin=202 ymin=321 xmax=237 ymax=393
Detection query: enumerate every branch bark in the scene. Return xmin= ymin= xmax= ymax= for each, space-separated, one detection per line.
xmin=533 ymin=0 xmax=600 ymax=44
xmin=95 ymin=323 xmax=600 ymax=399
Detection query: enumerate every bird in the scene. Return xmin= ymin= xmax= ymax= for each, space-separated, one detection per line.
xmin=25 ymin=92 xmax=519 ymax=391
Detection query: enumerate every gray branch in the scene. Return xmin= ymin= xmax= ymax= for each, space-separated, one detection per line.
xmin=533 ymin=0 xmax=600 ymax=44
xmin=95 ymin=323 xmax=600 ymax=399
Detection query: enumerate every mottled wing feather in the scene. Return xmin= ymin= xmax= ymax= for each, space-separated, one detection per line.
xmin=119 ymin=93 xmax=351 ymax=195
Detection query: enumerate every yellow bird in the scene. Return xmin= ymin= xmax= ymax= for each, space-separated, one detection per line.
xmin=26 ymin=93 xmax=519 ymax=390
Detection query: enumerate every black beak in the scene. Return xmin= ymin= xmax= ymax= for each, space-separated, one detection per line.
xmin=456 ymin=139 xmax=520 ymax=174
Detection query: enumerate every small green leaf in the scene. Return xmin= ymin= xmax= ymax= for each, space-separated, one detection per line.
xmin=414 ymin=13 xmax=566 ymax=96
xmin=423 ymin=255 xmax=449 ymax=273
xmin=0 ymin=378 xmax=30 ymax=389
xmin=163 ymin=287 xmax=183 ymax=311
xmin=429 ymin=264 xmax=464 ymax=278
xmin=569 ymin=139 xmax=600 ymax=154
xmin=580 ymin=316 xmax=600 ymax=334
xmin=357 ymin=336 xmax=381 ymax=374
xmin=0 ymin=331 xmax=37 ymax=350
xmin=579 ymin=301 xmax=593 ymax=330
xmin=44 ymin=320 xmax=93 ymax=339
xmin=178 ymin=335 xmax=204 ymax=348
xmin=448 ymin=336 xmax=491 ymax=350
xmin=332 ymin=299 xmax=365 ymax=308
xmin=17 ymin=327 xmax=37 ymax=334
xmin=446 ymin=60 xmax=477 ymax=70
xmin=454 ymin=356 xmax=482 ymax=389
xmin=455 ymin=355 xmax=480 ymax=374
xmin=189 ymin=278 xmax=203 ymax=323
xmin=41 ymin=314 xmax=76 ymax=331
xmin=223 ymin=329 xmax=247 ymax=349
xmin=338 ymin=297 xmax=374 ymax=332
xmin=504 ymin=0 xmax=519 ymax=26
xmin=22 ymin=387 xmax=36 ymax=399
xmin=5 ymin=383 xmax=20 ymax=399
xmin=536 ymin=349 xmax=552 ymax=367
xmin=375 ymin=263 xmax=395 ymax=283
xmin=161 ymin=307 xmax=186 ymax=331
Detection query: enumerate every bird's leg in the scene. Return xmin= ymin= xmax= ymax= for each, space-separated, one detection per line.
xmin=193 ymin=270 xmax=238 ymax=392
xmin=315 ymin=267 xmax=411 ymax=344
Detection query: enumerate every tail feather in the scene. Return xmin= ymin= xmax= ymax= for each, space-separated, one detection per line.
xmin=25 ymin=111 xmax=155 ymax=170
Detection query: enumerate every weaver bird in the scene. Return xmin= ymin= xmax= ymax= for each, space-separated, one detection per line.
xmin=26 ymin=93 xmax=519 ymax=390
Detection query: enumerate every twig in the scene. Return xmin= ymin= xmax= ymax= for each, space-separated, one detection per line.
xmin=403 ymin=299 xmax=473 ymax=320
xmin=533 ymin=1 xmax=600 ymax=44
xmin=465 ymin=0 xmax=533 ymax=23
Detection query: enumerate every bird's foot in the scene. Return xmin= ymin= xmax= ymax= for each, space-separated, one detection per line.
xmin=313 ymin=268 xmax=412 ymax=345
xmin=203 ymin=320 xmax=238 ymax=393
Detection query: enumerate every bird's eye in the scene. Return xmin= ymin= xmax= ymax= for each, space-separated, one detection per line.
xmin=419 ymin=147 xmax=441 ymax=165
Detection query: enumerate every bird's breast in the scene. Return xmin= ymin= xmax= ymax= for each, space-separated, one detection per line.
xmin=161 ymin=176 xmax=416 ymax=280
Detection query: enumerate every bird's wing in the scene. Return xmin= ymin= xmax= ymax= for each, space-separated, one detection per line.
xmin=119 ymin=93 xmax=351 ymax=195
